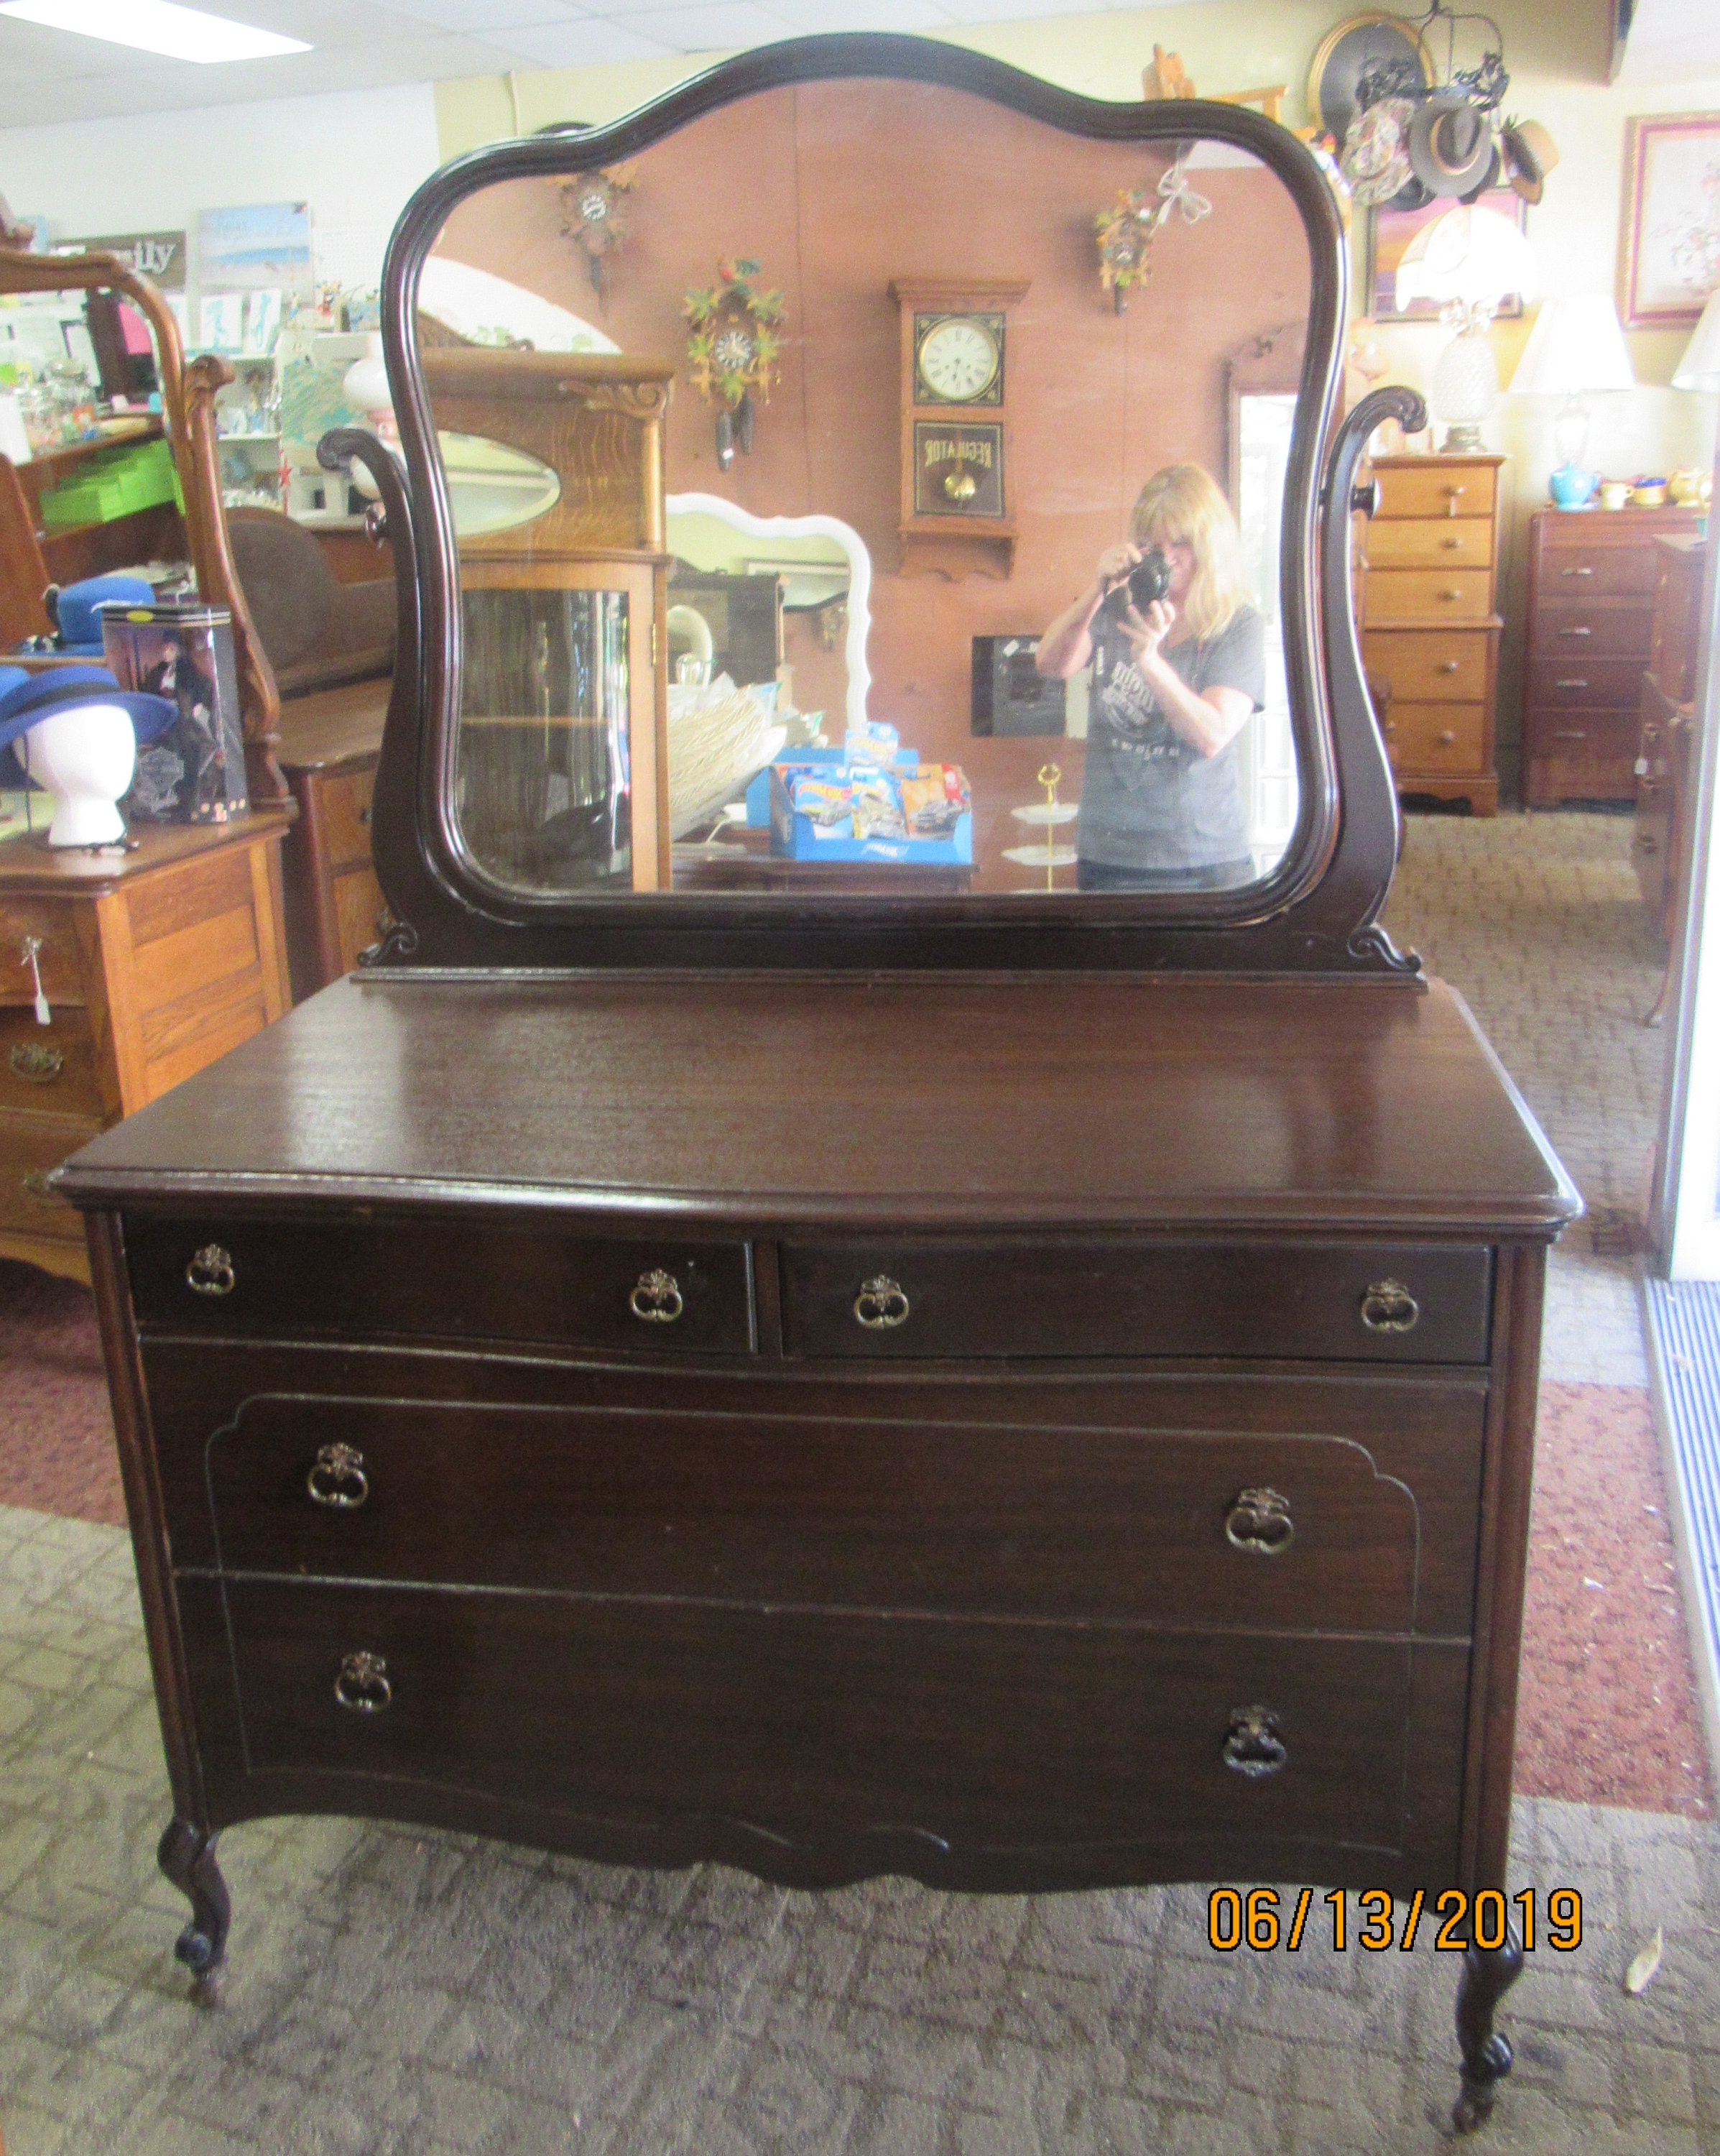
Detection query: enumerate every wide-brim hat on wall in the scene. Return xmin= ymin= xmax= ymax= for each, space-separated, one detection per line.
xmin=1343 ymin=96 xmax=1418 ymax=207
xmin=1408 ymin=95 xmax=1498 ymax=201
xmin=0 ymin=666 xmax=177 ymax=784
xmin=1501 ymin=118 xmax=1558 ymax=205
xmin=1309 ymin=10 xmax=1432 ymax=144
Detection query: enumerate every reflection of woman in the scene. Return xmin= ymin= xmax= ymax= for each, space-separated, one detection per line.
xmin=1037 ymin=463 xmax=1265 ymax=890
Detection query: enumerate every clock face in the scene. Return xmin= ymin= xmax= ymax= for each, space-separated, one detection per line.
xmin=915 ymin=314 xmax=1003 ymax=405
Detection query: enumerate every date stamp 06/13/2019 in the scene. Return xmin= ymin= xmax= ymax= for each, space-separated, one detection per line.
xmin=1207 ymin=1887 xmax=1583 ymax=1955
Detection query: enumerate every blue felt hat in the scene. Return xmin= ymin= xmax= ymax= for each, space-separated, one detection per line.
xmin=0 ymin=666 xmax=178 ymax=788
xmin=49 ymin=573 xmax=157 ymax=655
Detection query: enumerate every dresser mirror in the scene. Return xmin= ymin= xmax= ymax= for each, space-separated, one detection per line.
xmin=364 ymin=35 xmax=1412 ymax=972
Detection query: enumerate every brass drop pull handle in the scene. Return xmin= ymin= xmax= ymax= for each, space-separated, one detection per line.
xmin=1224 ymin=1488 xmax=1295 ymax=1557
xmin=1360 ymin=1279 xmax=1420 ymax=1333
xmin=9 ymin=1041 xmax=63 ymax=1083
xmin=334 ymin=1651 xmax=392 ymax=1714
xmin=308 ymin=1443 xmax=370 ymax=1509
xmin=185 ymin=1244 xmax=236 ymax=1297
xmin=629 ymin=1268 xmax=684 ymax=1323
xmin=1223 ymin=1705 xmax=1287 ymax=1779
xmin=854 ymin=1275 xmax=911 ymax=1329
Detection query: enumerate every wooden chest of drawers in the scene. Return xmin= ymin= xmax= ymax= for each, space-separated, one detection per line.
xmin=1523 ymin=507 xmax=1703 ymax=806
xmin=60 ymin=973 xmax=1576 ymax=2013
xmin=277 ymin=679 xmax=389 ymax=1000
xmin=0 ymin=815 xmax=292 ymax=1281
xmin=1359 ymin=453 xmax=1505 ymax=816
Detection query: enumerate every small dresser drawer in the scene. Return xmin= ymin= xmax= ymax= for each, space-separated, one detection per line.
xmin=211 ymin=1577 xmax=1469 ymax=1876
xmin=1 ymin=1111 xmax=103 ymax=1241
xmin=0 ymin=1006 xmax=105 ymax=1119
xmin=1533 ymin=601 xmax=1652 ymax=658
xmin=1375 ymin=464 xmax=1494 ymax=522
xmin=1525 ymin=711 xmax=1640 ymax=801
xmin=1361 ymin=568 xmax=1494 ymax=622
xmin=320 ymin=765 xmax=377 ymax=873
xmin=1362 ymin=629 xmax=1489 ymax=702
xmin=1529 ymin=660 xmax=1649 ymax=709
xmin=1380 ymin=702 xmax=1487 ymax=773
xmin=781 ymin=1239 xmax=1492 ymax=1363
xmin=1538 ymin=544 xmax=1662 ymax=596
xmin=1362 ymin=518 xmax=1492 ymax=571
xmin=1 ymin=900 xmax=87 ymax=1008
xmin=123 ymin=1211 xmax=754 ymax=1354
xmin=187 ymin=1391 xmax=1471 ymax=1634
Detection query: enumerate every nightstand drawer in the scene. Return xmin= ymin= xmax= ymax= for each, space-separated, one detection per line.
xmin=320 ymin=765 xmax=377 ymax=872
xmin=1362 ymin=518 xmax=1492 ymax=570
xmin=209 ymin=1576 xmax=1470 ymax=1877
xmin=1 ymin=1112 xmax=102 ymax=1241
xmin=1362 ymin=630 xmax=1489 ymax=702
xmin=0 ymin=899 xmax=87 ymax=1008
xmin=1379 ymin=702 xmax=1488 ymax=773
xmin=781 ymin=1239 xmax=1492 ymax=1363
xmin=1362 ymin=569 xmax=1494 ymax=622
xmin=1375 ymin=464 xmax=1495 ymax=521
xmin=122 ymin=1212 xmax=754 ymax=1353
xmin=0 ymin=1005 xmax=104 ymax=1119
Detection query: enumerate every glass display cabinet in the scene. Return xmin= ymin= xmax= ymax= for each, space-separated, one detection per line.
xmin=55 ymin=36 xmax=1579 ymax=2140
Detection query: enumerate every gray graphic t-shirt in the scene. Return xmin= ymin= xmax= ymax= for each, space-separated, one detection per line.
xmin=1078 ymin=602 xmax=1266 ymax=872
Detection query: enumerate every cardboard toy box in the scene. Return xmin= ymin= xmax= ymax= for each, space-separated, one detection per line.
xmin=767 ymin=757 xmax=973 ymax=865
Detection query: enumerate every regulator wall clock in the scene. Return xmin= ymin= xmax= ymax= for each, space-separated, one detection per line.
xmin=890 ymin=275 xmax=1027 ymax=579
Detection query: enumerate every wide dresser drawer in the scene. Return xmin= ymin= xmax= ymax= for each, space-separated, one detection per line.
xmin=0 ymin=899 xmax=88 ymax=1008
xmin=1 ymin=1110 xmax=104 ymax=1241
xmin=1532 ymin=601 xmax=1653 ymax=659
xmin=0 ymin=1005 xmax=106 ymax=1120
xmin=172 ymin=1385 xmax=1486 ymax=1634
xmin=1363 ymin=568 xmax=1494 ymax=622
xmin=124 ymin=1212 xmax=754 ymax=1353
xmin=782 ymin=1238 xmax=1492 ymax=1362
xmin=195 ymin=1575 xmax=1470 ymax=1881
xmin=1534 ymin=540 xmax=1663 ymax=596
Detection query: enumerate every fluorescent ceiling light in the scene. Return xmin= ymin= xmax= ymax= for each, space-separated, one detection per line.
xmin=0 ymin=0 xmax=310 ymax=63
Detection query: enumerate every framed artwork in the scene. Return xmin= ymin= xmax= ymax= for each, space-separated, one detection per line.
xmin=1365 ymin=186 xmax=1529 ymax=320
xmin=1621 ymin=111 xmax=1720 ymax=328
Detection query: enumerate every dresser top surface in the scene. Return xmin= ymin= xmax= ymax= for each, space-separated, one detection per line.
xmin=57 ymin=973 xmax=1579 ymax=1235
xmin=0 ymin=808 xmax=294 ymax=896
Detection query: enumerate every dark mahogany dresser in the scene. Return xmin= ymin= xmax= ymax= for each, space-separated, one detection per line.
xmin=57 ymin=37 xmax=1579 ymax=2141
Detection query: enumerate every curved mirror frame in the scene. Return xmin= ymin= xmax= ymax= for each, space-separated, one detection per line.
xmin=363 ymin=32 xmax=1418 ymax=976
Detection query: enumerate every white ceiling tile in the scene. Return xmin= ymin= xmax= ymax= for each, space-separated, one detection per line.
xmin=490 ymin=15 xmax=677 ymax=61
xmin=763 ymin=0 xmax=951 ymax=27
xmin=371 ymin=0 xmax=578 ymax=31
xmin=618 ymin=3 xmax=798 ymax=52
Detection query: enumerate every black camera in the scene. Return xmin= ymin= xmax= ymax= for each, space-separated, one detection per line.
xmin=1102 ymin=546 xmax=1172 ymax=622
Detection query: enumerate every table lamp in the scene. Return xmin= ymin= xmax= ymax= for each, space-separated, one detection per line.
xmin=1673 ymin=288 xmax=1720 ymax=392
xmin=1394 ymin=205 xmax=1536 ymax=452
xmin=1507 ymin=294 xmax=1635 ymax=507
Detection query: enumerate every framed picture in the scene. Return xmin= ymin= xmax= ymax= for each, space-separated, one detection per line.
xmin=1621 ymin=111 xmax=1720 ymax=328
xmin=1365 ymin=187 xmax=1529 ymax=321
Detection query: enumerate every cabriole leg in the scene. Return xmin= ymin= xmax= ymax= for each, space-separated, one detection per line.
xmin=1451 ymin=1923 xmax=1523 ymax=2134
xmin=157 ymin=1817 xmax=231 ymax=1987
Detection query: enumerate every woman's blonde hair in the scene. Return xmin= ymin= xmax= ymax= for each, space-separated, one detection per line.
xmin=1128 ymin=463 xmax=1253 ymax=642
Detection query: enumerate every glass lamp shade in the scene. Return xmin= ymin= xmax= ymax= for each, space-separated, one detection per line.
xmin=1673 ymin=289 xmax=1720 ymax=392
xmin=1431 ymin=327 xmax=1499 ymax=451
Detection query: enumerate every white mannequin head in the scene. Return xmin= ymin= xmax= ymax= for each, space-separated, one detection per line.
xmin=21 ymin=703 xmax=137 ymax=847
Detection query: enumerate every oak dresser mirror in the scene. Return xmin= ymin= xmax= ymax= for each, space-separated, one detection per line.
xmin=346 ymin=34 xmax=1418 ymax=975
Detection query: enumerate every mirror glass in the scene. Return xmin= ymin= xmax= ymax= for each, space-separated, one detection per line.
xmin=419 ymin=76 xmax=1316 ymax=901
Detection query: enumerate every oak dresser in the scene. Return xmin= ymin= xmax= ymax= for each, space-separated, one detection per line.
xmin=1359 ymin=451 xmax=1505 ymax=816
